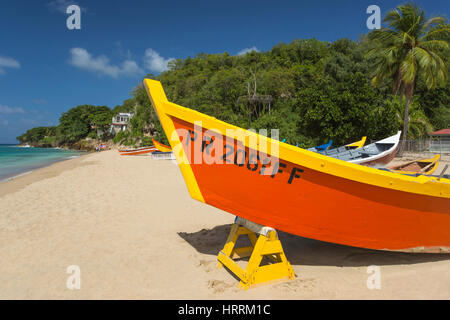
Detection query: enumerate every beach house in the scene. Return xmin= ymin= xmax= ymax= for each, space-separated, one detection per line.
xmin=110 ymin=112 xmax=134 ymax=135
xmin=429 ymin=129 xmax=450 ymax=153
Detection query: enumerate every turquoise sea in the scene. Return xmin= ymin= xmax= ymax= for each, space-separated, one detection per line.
xmin=0 ymin=145 xmax=84 ymax=182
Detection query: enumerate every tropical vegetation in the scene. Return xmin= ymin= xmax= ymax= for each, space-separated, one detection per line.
xmin=366 ymin=2 xmax=449 ymax=154
xmin=17 ymin=3 xmax=449 ymax=151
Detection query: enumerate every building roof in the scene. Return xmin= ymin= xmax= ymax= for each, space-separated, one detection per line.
xmin=429 ymin=129 xmax=450 ymax=136
xmin=117 ymin=112 xmax=134 ymax=116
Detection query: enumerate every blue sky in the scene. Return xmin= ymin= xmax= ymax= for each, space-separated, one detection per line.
xmin=0 ymin=0 xmax=448 ymax=143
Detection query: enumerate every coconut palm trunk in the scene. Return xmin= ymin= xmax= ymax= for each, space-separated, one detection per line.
xmin=398 ymin=83 xmax=414 ymax=156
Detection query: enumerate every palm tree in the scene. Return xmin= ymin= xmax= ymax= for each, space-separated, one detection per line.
xmin=390 ymin=95 xmax=434 ymax=139
xmin=366 ymin=3 xmax=449 ymax=156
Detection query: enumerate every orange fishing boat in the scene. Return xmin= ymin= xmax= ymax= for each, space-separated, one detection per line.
xmin=118 ymin=146 xmax=156 ymax=156
xmin=144 ymin=79 xmax=450 ymax=253
xmin=152 ymin=138 xmax=172 ymax=152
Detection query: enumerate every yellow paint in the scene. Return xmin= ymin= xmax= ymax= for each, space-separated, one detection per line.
xmin=390 ymin=154 xmax=440 ymax=175
xmin=143 ymin=79 xmax=205 ymax=203
xmin=143 ymin=79 xmax=449 ymax=199
xmin=153 ymin=139 xmax=172 ymax=152
xmin=217 ymin=223 xmax=295 ymax=290
xmin=346 ymin=136 xmax=366 ymax=149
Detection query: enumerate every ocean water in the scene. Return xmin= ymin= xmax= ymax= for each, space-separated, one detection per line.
xmin=0 ymin=145 xmax=84 ymax=182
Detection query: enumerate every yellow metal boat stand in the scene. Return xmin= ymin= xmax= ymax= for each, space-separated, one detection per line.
xmin=217 ymin=217 xmax=295 ymax=289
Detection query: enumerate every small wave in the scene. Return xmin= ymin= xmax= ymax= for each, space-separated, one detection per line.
xmin=1 ymin=171 xmax=33 ymax=183
xmin=64 ymin=155 xmax=80 ymax=160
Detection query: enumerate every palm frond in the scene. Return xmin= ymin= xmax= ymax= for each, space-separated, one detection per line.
xmin=384 ymin=9 xmax=402 ymax=30
xmin=412 ymin=47 xmax=432 ymax=69
xmin=420 ymin=39 xmax=449 ymax=50
xmin=422 ymin=17 xmax=447 ymax=31
xmin=365 ymin=3 xmax=448 ymax=93
xmin=400 ymin=50 xmax=417 ymax=84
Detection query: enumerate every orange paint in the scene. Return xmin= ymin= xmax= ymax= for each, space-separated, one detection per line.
xmin=143 ymin=79 xmax=450 ymax=253
xmin=172 ymin=117 xmax=450 ymax=252
xmin=119 ymin=147 xmax=156 ymax=156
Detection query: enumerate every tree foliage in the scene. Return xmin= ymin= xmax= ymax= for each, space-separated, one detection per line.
xmin=154 ymin=37 xmax=413 ymax=147
xmin=365 ymin=3 xmax=449 ymax=154
xmin=18 ymin=14 xmax=449 ymax=149
xmin=17 ymin=126 xmax=57 ymax=145
xmin=58 ymin=105 xmax=113 ymax=143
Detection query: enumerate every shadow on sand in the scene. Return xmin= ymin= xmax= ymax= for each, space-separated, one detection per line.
xmin=178 ymin=224 xmax=450 ymax=267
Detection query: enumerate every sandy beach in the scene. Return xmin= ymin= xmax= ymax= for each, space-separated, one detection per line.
xmin=0 ymin=150 xmax=449 ymax=299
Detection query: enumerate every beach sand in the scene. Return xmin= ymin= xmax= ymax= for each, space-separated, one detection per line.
xmin=0 ymin=150 xmax=449 ymax=299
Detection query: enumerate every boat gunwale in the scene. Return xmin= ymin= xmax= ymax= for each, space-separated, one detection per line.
xmin=347 ymin=132 xmax=401 ymax=164
xmin=152 ymin=138 xmax=172 ymax=152
xmin=390 ymin=154 xmax=440 ymax=175
xmin=143 ymin=79 xmax=449 ymax=199
xmin=119 ymin=146 xmax=156 ymax=153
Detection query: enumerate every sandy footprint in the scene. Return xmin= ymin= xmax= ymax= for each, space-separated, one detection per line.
xmin=273 ymin=277 xmax=316 ymax=292
xmin=207 ymin=279 xmax=236 ymax=294
xmin=197 ymin=259 xmax=217 ymax=273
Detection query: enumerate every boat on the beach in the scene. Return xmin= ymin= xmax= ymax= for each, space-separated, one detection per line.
xmin=152 ymin=138 xmax=172 ymax=152
xmin=143 ymin=79 xmax=450 ymax=253
xmin=307 ymin=136 xmax=366 ymax=153
xmin=318 ymin=132 xmax=400 ymax=167
xmin=345 ymin=136 xmax=367 ymax=149
xmin=389 ymin=154 xmax=440 ymax=175
xmin=307 ymin=140 xmax=333 ymax=152
xmin=151 ymin=151 xmax=176 ymax=160
xmin=118 ymin=146 xmax=156 ymax=156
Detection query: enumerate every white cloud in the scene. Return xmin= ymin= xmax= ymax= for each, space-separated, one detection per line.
xmin=237 ymin=46 xmax=259 ymax=56
xmin=144 ymin=49 xmax=174 ymax=73
xmin=68 ymin=47 xmax=175 ymax=77
xmin=68 ymin=48 xmax=144 ymax=78
xmin=0 ymin=56 xmax=20 ymax=68
xmin=0 ymin=56 xmax=20 ymax=74
xmin=121 ymin=60 xmax=143 ymax=76
xmin=47 ymin=0 xmax=85 ymax=13
xmin=115 ymin=41 xmax=133 ymax=60
xmin=0 ymin=105 xmax=25 ymax=115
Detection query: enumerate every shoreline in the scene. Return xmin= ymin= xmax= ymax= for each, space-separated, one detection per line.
xmin=0 ymin=151 xmax=93 ymax=197
xmin=1 ymin=151 xmax=447 ymax=197
xmin=0 ymin=152 xmax=88 ymax=182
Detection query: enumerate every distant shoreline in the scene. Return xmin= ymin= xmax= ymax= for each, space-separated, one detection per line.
xmin=0 ymin=151 xmax=93 ymax=197
xmin=14 ymin=143 xmax=87 ymax=152
xmin=0 ymin=153 xmax=87 ymax=183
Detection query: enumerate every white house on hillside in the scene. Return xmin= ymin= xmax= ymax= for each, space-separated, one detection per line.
xmin=110 ymin=112 xmax=134 ymax=135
